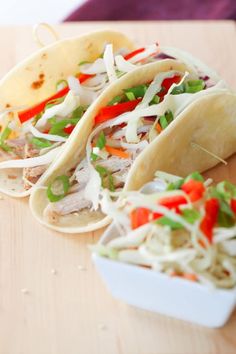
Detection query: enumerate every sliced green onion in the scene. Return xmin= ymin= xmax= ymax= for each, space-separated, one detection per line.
xmin=47 ymin=175 xmax=70 ymax=202
xmin=95 ymin=165 xmax=114 ymax=191
xmin=165 ymin=110 xmax=174 ymax=123
xmin=216 ymin=181 xmax=236 ymax=200
xmin=218 ymin=209 xmax=235 ymax=228
xmin=95 ymin=165 xmax=108 ymax=177
xmin=78 ymin=60 xmax=91 ymax=66
xmin=0 ymin=125 xmax=12 ymax=152
xmin=171 ymin=83 xmax=185 ymax=95
xmin=167 ymin=179 xmax=184 ymax=191
xmin=115 ymin=69 xmax=124 ymax=78
xmin=91 ymin=152 xmax=98 ymax=161
xmin=184 ymin=80 xmax=205 ymax=93
xmin=181 ymin=208 xmax=200 ymax=224
xmin=220 ymin=199 xmax=234 ymax=217
xmin=108 ymin=174 xmax=115 ymax=192
xmin=71 ymin=106 xmax=84 ymax=119
xmin=185 ymin=171 xmax=204 ymax=182
xmin=56 ymin=80 xmax=67 ymax=91
xmin=156 ymin=216 xmax=183 ymax=230
xmin=125 ymin=91 xmax=136 ymax=101
xmin=124 ymin=84 xmax=147 ymax=99
xmin=159 ymin=110 xmax=173 ymax=130
xmin=159 ymin=115 xmax=168 ymax=129
xmin=171 ymin=80 xmax=205 ymax=95
xmin=49 ymin=117 xmax=80 ymax=137
xmin=96 ymin=131 xmax=106 ymax=150
xmin=31 ymin=137 xmax=52 ymax=149
xmin=150 ymin=95 xmax=160 ymax=105
xmin=156 ymin=209 xmax=199 ymax=229
xmin=209 ymin=182 xmax=236 ymax=226
xmin=108 ymin=95 xmax=123 ymax=106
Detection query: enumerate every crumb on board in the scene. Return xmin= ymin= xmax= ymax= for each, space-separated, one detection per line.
xmin=51 ymin=268 xmax=57 ymax=275
xmin=21 ymin=288 xmax=29 ymax=294
xmin=77 ymin=265 xmax=87 ymax=271
xmin=98 ymin=323 xmax=107 ymax=331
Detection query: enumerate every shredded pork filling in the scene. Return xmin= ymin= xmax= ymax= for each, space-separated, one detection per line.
xmin=45 ymin=154 xmax=132 ymax=221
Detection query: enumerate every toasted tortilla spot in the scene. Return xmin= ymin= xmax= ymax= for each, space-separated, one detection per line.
xmin=31 ymin=73 xmax=45 ymax=89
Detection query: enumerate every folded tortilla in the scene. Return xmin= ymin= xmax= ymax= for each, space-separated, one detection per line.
xmin=0 ymin=30 xmax=135 ymax=197
xmin=29 ymin=59 xmax=233 ymax=233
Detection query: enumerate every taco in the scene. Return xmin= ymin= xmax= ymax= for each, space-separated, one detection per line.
xmin=0 ymin=30 xmax=136 ymax=197
xmin=29 ymin=59 xmax=230 ymax=233
xmin=0 ymin=31 xmax=222 ymax=198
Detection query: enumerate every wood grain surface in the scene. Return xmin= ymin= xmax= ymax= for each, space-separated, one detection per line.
xmin=0 ymin=21 xmax=236 ymax=354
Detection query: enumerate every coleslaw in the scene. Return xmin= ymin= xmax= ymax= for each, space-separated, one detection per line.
xmin=92 ymin=171 xmax=236 ymax=289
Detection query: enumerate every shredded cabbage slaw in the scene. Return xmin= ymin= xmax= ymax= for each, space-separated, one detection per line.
xmin=92 ymin=171 xmax=236 ymax=289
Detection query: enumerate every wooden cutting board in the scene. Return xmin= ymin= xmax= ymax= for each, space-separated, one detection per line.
xmin=0 ymin=21 xmax=236 ymax=354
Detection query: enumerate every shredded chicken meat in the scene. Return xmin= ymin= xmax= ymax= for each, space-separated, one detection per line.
xmin=44 ymin=188 xmax=92 ymax=223
xmin=23 ymin=143 xmax=46 ymax=189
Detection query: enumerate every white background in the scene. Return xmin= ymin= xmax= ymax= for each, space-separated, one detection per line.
xmin=0 ymin=0 xmax=84 ymax=24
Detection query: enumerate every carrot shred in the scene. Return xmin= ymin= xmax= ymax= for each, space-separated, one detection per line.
xmin=170 ymin=272 xmax=198 ymax=282
xmin=198 ymin=239 xmax=207 ymax=248
xmin=183 ymin=273 xmax=198 ymax=282
xmin=155 ymin=123 xmax=162 ymax=134
xmin=105 ymin=145 xmax=130 ymax=159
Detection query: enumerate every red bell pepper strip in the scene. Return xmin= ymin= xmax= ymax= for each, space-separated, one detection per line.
xmin=130 ymin=207 xmax=151 ymax=229
xmin=200 ymin=198 xmax=219 ymax=243
xmin=124 ymin=48 xmax=145 ymax=61
xmin=95 ymin=98 xmax=142 ymax=125
xmin=230 ymin=199 xmax=236 ymax=214
xmin=18 ymin=73 xmax=94 ymax=124
xmin=95 ymin=75 xmax=182 ymax=125
xmin=158 ymin=75 xmax=181 ymax=99
xmin=131 ymin=195 xmax=188 ymax=229
xmin=63 ymin=125 xmax=76 ymax=135
xmin=159 ymin=195 xmax=188 ymax=210
xmin=181 ymin=179 xmax=205 ymax=202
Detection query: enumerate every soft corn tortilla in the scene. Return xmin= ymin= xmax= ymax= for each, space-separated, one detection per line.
xmin=0 ymin=29 xmax=135 ymax=197
xmin=29 ymin=59 xmax=232 ymax=233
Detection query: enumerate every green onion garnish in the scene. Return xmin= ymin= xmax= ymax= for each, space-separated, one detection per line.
xmin=125 ymin=91 xmax=136 ymax=101
xmin=31 ymin=137 xmax=52 ymax=149
xmin=156 ymin=216 xmax=183 ymax=230
xmin=0 ymin=125 xmax=12 ymax=152
xmin=96 ymin=131 xmax=106 ymax=150
xmin=185 ymin=80 xmax=205 ymax=93
xmin=124 ymin=84 xmax=147 ymax=99
xmin=159 ymin=115 xmax=168 ymax=129
xmin=56 ymin=80 xmax=67 ymax=91
xmin=47 ymin=175 xmax=70 ymax=202
xmin=108 ymin=95 xmax=123 ymax=106
xmin=95 ymin=165 xmax=114 ymax=191
xmin=185 ymin=171 xmax=204 ymax=183
xmin=49 ymin=117 xmax=80 ymax=137
xmin=78 ymin=60 xmax=91 ymax=66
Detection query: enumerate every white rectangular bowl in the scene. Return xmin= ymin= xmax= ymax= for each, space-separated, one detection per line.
xmin=92 ymin=225 xmax=236 ymax=328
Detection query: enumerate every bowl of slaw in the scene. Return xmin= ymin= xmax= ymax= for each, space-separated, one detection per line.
xmin=92 ymin=171 xmax=236 ymax=327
